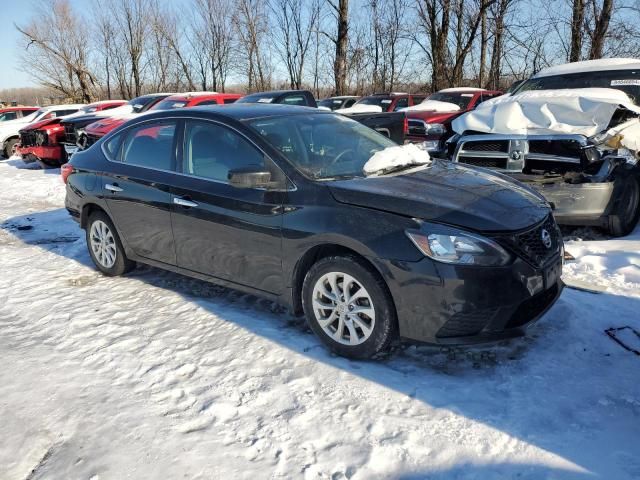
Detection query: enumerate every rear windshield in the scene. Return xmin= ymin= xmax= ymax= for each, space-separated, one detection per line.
xmin=514 ymin=69 xmax=640 ymax=105
xmin=152 ymin=100 xmax=188 ymax=110
xmin=355 ymin=96 xmax=393 ymax=107
xmin=427 ymin=92 xmax=475 ymax=109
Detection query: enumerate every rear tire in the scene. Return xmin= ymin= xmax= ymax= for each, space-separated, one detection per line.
xmin=607 ymin=176 xmax=640 ymax=237
xmin=86 ymin=211 xmax=135 ymax=276
xmin=302 ymin=255 xmax=397 ymax=359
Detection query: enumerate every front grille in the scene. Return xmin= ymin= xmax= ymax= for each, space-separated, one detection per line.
xmin=20 ymin=131 xmax=36 ymax=147
xmin=463 ymin=140 xmax=509 ymax=152
xmin=506 ymin=283 xmax=559 ymax=329
xmin=500 ymin=216 xmax=561 ymax=267
xmin=528 ymin=139 xmax=581 ymax=159
xmin=64 ymin=123 xmax=76 ymax=144
xmin=408 ymin=119 xmax=426 ymax=136
xmin=84 ymin=134 xmax=100 ymax=149
xmin=459 ymin=157 xmax=508 ymax=169
xmin=437 ymin=307 xmax=499 ymax=338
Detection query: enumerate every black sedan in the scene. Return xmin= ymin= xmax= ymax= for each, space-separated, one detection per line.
xmin=64 ymin=105 xmax=563 ymax=359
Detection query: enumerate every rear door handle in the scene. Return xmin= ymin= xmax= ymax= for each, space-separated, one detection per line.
xmin=105 ymin=183 xmax=123 ymax=192
xmin=173 ymin=196 xmax=198 ymax=208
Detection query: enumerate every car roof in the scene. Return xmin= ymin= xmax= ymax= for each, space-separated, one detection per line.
xmin=0 ymin=106 xmax=38 ymax=111
xmin=533 ymin=58 xmax=640 ymax=78
xmin=139 ymin=103 xmax=329 ymax=121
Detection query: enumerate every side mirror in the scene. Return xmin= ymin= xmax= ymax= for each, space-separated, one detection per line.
xmin=228 ymin=167 xmax=272 ymax=189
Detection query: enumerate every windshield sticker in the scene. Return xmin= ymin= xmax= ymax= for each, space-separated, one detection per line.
xmin=461 ymin=94 xmax=474 ymax=97
xmin=611 ymin=80 xmax=640 ymax=86
xmin=381 ymin=99 xmax=392 ymax=104
xmin=257 ymin=98 xmax=274 ymax=103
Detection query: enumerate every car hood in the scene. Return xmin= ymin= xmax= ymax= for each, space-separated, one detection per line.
xmin=328 ymin=160 xmax=549 ymax=232
xmin=21 ymin=117 xmax=61 ymax=132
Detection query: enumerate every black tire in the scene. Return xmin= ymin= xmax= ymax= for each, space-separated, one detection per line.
xmin=3 ymin=138 xmax=18 ymax=158
xmin=86 ymin=211 xmax=135 ymax=276
xmin=607 ymin=176 xmax=640 ymax=237
xmin=302 ymin=254 xmax=397 ymax=359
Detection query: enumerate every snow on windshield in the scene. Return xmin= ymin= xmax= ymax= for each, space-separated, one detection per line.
xmin=336 ymin=104 xmax=383 ymax=114
xmin=363 ymin=143 xmax=431 ymax=176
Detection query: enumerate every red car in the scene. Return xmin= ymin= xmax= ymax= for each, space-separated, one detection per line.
xmin=404 ymin=88 xmax=502 ymax=155
xmin=0 ymin=106 xmax=39 ymax=122
xmin=18 ymin=100 xmax=126 ymax=166
xmin=82 ymin=92 xmax=243 ymax=149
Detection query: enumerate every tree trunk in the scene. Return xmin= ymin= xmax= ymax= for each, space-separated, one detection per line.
xmin=570 ymin=0 xmax=585 ymax=62
xmin=334 ymin=0 xmax=349 ymax=95
xmin=589 ymin=0 xmax=613 ymax=59
xmin=479 ymin=8 xmax=487 ymax=87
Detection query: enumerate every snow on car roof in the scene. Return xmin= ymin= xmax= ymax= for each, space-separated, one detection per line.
xmin=533 ymin=58 xmax=640 ymax=78
xmin=439 ymin=87 xmax=487 ymax=93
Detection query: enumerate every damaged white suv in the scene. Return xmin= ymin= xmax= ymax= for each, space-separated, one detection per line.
xmin=448 ymin=58 xmax=640 ymax=236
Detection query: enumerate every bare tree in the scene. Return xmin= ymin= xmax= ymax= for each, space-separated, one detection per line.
xmin=16 ymin=0 xmax=96 ymax=102
xmin=271 ymin=0 xmax=320 ymax=89
xmin=234 ymin=0 xmax=272 ymax=91
xmin=587 ymin=0 xmax=615 ymax=58
xmin=570 ymin=0 xmax=586 ymax=61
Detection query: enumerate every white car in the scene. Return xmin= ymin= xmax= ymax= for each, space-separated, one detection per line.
xmin=0 ymin=104 xmax=85 ymax=157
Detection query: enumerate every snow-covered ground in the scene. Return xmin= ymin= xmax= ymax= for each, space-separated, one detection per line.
xmin=0 ymin=158 xmax=638 ymax=480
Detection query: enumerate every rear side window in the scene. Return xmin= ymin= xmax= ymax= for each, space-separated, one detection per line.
xmin=105 ymin=120 xmax=177 ymax=171
xmin=281 ymin=95 xmax=306 ymax=106
xmin=393 ymin=98 xmax=408 ymax=111
xmin=183 ymin=120 xmax=264 ymax=182
xmin=223 ymin=98 xmax=238 ymax=104
xmin=0 ymin=112 xmax=17 ymax=121
xmin=344 ymin=99 xmax=356 ymax=108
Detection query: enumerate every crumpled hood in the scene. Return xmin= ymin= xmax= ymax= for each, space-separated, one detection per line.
xmin=453 ymin=88 xmax=640 ymax=137
xmin=328 ymin=160 xmax=549 ymax=232
xmin=20 ymin=117 xmax=61 ymax=132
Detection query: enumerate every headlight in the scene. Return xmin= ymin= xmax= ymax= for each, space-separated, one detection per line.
xmin=406 ymin=226 xmax=512 ymax=266
xmin=425 ymin=123 xmax=446 ymax=136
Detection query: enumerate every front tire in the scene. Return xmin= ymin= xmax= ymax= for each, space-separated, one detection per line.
xmin=86 ymin=211 xmax=135 ymax=276
xmin=302 ymin=255 xmax=396 ymax=359
xmin=3 ymin=138 xmax=18 ymax=158
xmin=607 ymin=176 xmax=640 ymax=237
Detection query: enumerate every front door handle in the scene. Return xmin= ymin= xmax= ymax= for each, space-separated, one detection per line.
xmin=105 ymin=183 xmax=123 ymax=192
xmin=173 ymin=197 xmax=199 ymax=208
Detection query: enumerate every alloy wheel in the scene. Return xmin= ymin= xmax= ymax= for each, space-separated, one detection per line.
xmin=311 ymin=271 xmax=376 ymax=346
xmin=89 ymin=220 xmax=117 ymax=269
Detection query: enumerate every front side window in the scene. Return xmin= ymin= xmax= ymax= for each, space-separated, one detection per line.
xmin=183 ymin=120 xmax=265 ymax=182
xmin=105 ymin=120 xmax=177 ymax=171
xmin=247 ymin=113 xmax=396 ymax=180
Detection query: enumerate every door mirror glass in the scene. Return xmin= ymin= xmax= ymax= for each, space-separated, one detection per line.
xmin=228 ymin=167 xmax=271 ymax=189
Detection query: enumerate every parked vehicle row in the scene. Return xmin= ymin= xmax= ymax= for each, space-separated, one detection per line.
xmin=12 ymin=57 xmax=640 ymax=359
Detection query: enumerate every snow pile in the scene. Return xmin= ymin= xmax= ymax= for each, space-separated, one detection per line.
xmin=336 ymin=104 xmax=383 ymax=114
xmin=0 ymin=161 xmax=639 ymax=479
xmin=400 ymin=99 xmax=461 ymax=112
xmin=453 ymin=88 xmax=640 ymax=137
xmin=363 ymin=143 xmax=431 ymax=176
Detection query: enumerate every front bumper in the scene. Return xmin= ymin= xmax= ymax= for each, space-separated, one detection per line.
xmin=527 ymin=181 xmax=615 ymax=226
xmin=372 ymin=253 xmax=563 ymax=344
xmin=18 ymin=145 xmax=65 ymax=164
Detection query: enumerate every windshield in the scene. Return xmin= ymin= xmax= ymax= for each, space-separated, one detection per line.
xmin=355 ymin=96 xmax=393 ymax=108
xmin=246 ymin=113 xmax=397 ymax=180
xmin=514 ymin=69 xmax=640 ymax=105
xmin=0 ymin=111 xmax=18 ymax=122
xmin=427 ymin=92 xmax=474 ymax=109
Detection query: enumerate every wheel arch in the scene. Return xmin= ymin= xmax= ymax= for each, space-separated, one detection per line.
xmin=290 ymin=243 xmax=395 ymax=317
xmin=80 ymin=202 xmax=110 ymax=229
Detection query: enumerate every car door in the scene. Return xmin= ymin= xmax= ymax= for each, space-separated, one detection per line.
xmin=101 ymin=119 xmax=178 ymax=265
xmin=170 ymin=119 xmax=286 ymax=294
